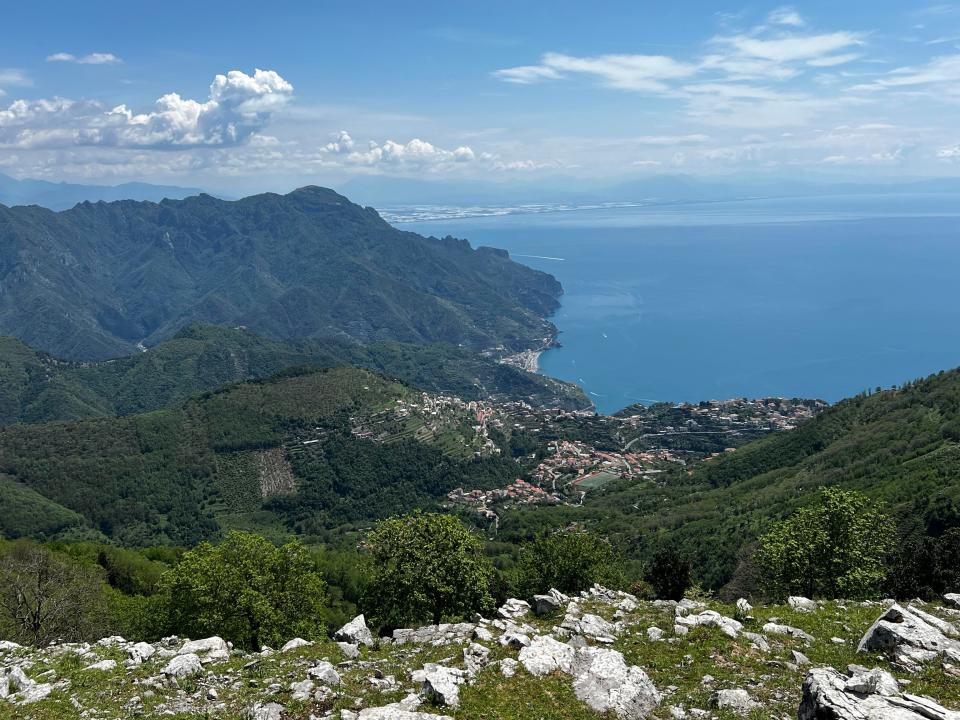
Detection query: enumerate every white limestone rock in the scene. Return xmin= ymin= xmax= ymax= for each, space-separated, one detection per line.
xmin=335 ymin=615 xmax=375 ymax=647
xmin=162 ymin=653 xmax=203 ymax=678
xmin=178 ymin=636 xmax=230 ymax=662
xmin=518 ymin=635 xmax=575 ymax=676
xmin=571 ymin=646 xmax=661 ymax=719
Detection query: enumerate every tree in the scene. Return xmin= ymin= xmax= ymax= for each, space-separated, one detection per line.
xmin=753 ymin=487 xmax=893 ymax=600
xmin=364 ymin=512 xmax=493 ymax=628
xmin=513 ymin=529 xmax=626 ymax=597
xmin=644 ymin=545 xmax=691 ymax=600
xmin=160 ymin=531 xmax=327 ymax=650
xmin=0 ymin=541 xmax=109 ymax=646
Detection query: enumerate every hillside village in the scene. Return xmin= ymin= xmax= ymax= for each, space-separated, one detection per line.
xmin=335 ymin=392 xmax=825 ymax=523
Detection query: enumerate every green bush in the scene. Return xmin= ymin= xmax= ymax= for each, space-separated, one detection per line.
xmin=160 ymin=531 xmax=327 ymax=650
xmin=753 ymin=487 xmax=893 ymax=600
xmin=644 ymin=545 xmax=691 ymax=600
xmin=513 ymin=529 xmax=626 ymax=597
xmin=364 ymin=512 xmax=494 ymax=628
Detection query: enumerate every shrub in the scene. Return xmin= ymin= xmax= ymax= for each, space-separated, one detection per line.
xmin=513 ymin=529 xmax=626 ymax=597
xmin=644 ymin=545 xmax=691 ymax=600
xmin=0 ymin=541 xmax=111 ymax=645
xmin=160 ymin=531 xmax=327 ymax=650
xmin=753 ymin=487 xmax=893 ymax=600
xmin=364 ymin=512 xmax=494 ymax=628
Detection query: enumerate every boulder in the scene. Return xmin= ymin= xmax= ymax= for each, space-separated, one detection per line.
xmin=532 ymin=588 xmax=569 ymax=616
xmin=518 ymin=635 xmax=575 ymax=676
xmin=788 ymin=596 xmax=818 ymax=613
xmin=571 ymin=646 xmax=661 ymax=719
xmin=677 ymin=610 xmax=742 ymax=639
xmin=735 ymin=598 xmax=752 ymax=616
xmin=162 ymin=653 xmax=203 ymax=678
xmin=711 ymin=688 xmax=759 ymax=716
xmin=84 ymin=659 xmax=117 ymax=671
xmin=178 ymin=636 xmax=230 ymax=662
xmin=798 ymin=666 xmax=960 ymax=719
xmin=421 ymin=665 xmax=463 ymax=708
xmin=763 ymin=622 xmax=815 ymax=643
xmin=289 ymin=679 xmax=314 ymax=701
xmin=358 ymin=709 xmax=453 ymax=720
xmin=647 ymin=627 xmax=664 ymax=642
xmin=336 ymin=615 xmax=375 ymax=647
xmin=248 ymin=702 xmax=285 ymax=720
xmin=0 ymin=641 xmax=21 ymax=652
xmin=308 ymin=661 xmax=341 ymax=685
xmin=338 ymin=641 xmax=360 ymax=659
xmin=280 ymin=637 xmax=313 ymax=653
xmin=946 ymin=593 xmax=960 ymax=609
xmin=498 ymin=598 xmax=531 ymax=620
xmin=128 ymin=641 xmax=156 ymax=664
xmin=857 ymin=603 xmax=960 ymax=671
xmin=573 ymin=613 xmax=618 ymax=640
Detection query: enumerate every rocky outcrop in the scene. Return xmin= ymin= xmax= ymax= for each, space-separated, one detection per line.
xmin=162 ymin=653 xmax=203 ymax=678
xmin=335 ymin=614 xmax=375 ymax=647
xmin=518 ymin=635 xmax=575 ymax=676
xmin=571 ymin=646 xmax=661 ymax=720
xmin=179 ymin=636 xmax=230 ymax=662
xmin=858 ymin=603 xmax=960 ymax=671
xmin=799 ymin=666 xmax=960 ymax=719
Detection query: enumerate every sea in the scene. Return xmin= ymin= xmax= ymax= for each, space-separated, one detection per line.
xmin=397 ymin=193 xmax=960 ymax=415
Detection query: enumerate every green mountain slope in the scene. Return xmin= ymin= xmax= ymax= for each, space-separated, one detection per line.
xmin=0 ymin=324 xmax=589 ymax=426
xmin=0 ymin=367 xmax=522 ymax=545
xmin=0 ymin=186 xmax=560 ymax=360
xmin=521 ymin=369 xmax=960 ymax=591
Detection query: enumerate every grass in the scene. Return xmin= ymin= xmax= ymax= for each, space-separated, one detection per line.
xmin=2 ymin=598 xmax=958 ymax=720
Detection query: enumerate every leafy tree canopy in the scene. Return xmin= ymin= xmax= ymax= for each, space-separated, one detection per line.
xmin=365 ymin=512 xmax=493 ymax=628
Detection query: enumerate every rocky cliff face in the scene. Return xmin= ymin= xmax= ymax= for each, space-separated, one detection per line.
xmin=2 ymin=589 xmax=959 ymax=719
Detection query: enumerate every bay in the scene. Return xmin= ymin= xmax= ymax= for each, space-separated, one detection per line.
xmin=401 ymin=193 xmax=960 ymax=414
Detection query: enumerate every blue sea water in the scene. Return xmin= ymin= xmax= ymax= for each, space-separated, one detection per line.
xmin=402 ymin=194 xmax=960 ymax=414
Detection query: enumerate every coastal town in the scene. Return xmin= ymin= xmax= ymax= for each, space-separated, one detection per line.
xmin=322 ymin=387 xmax=827 ymax=524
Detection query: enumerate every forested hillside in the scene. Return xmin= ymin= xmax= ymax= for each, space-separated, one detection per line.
xmin=0 ymin=367 xmax=522 ymax=546
xmin=0 ymin=186 xmax=560 ymax=360
xmin=0 ymin=324 xmax=589 ymax=426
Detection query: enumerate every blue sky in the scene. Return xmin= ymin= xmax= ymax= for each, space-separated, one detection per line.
xmin=2 ymin=1 xmax=960 ymax=192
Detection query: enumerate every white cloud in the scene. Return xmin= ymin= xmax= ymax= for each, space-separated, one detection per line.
xmin=851 ymin=53 xmax=960 ymax=90
xmin=0 ymin=69 xmax=32 ymax=97
xmin=47 ymin=52 xmax=123 ymax=65
xmin=0 ymin=69 xmax=293 ymax=149
xmin=937 ymin=144 xmax=960 ymax=159
xmin=496 ymin=52 xmax=697 ymax=92
xmin=493 ymin=65 xmax=562 ymax=84
xmin=768 ymin=7 xmax=805 ymax=27
xmin=715 ymin=32 xmax=864 ymax=63
xmin=335 ymin=136 xmax=477 ymax=168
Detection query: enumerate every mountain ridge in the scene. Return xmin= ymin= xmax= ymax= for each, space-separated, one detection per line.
xmin=0 ymin=186 xmax=561 ymax=360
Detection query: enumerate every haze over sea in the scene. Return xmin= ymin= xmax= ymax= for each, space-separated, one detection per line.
xmin=401 ymin=194 xmax=960 ymax=414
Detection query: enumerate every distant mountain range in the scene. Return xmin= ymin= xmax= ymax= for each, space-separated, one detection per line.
xmin=339 ymin=172 xmax=960 ymax=208
xmin=0 ymin=172 xmax=203 ymax=210
xmin=0 ymin=186 xmax=561 ymax=360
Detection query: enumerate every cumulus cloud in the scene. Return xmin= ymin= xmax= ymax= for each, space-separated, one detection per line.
xmin=0 ymin=69 xmax=293 ymax=149
xmin=47 ymin=52 xmax=123 ymax=65
xmin=336 ymin=137 xmax=476 ymax=167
